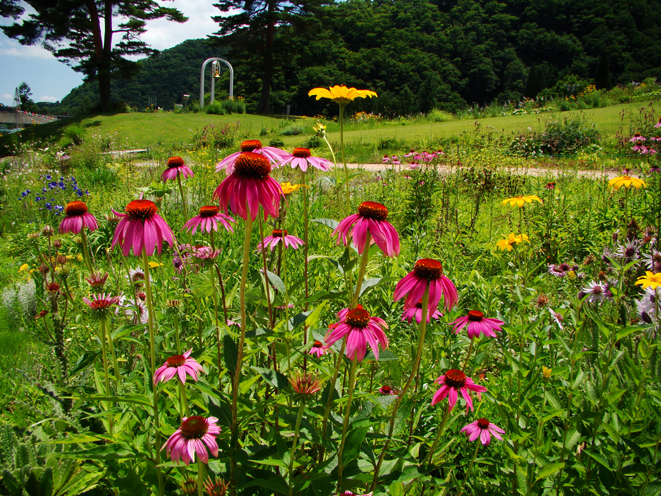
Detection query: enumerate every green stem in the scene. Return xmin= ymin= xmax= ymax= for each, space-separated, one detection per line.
xmin=337 ymin=358 xmax=358 ymax=491
xmin=458 ymin=442 xmax=480 ymax=495
xmin=424 ymin=406 xmax=452 ymax=465
xmin=99 ymin=317 xmax=113 ymax=435
xmin=80 ymin=229 xmax=94 ymax=273
xmin=288 ymin=401 xmax=306 ymax=496
xmin=177 ymin=173 xmax=189 ymax=221
xmin=141 ymin=250 xmax=164 ymax=496
xmin=352 ymin=233 xmax=372 ymax=308
xmin=197 ymin=458 xmax=205 ymax=496
xmin=257 ymin=217 xmax=274 ymax=329
xmin=371 ymin=284 xmax=430 ymax=490
xmin=462 ymin=339 xmax=474 ymax=371
xmin=301 ymin=170 xmax=310 ymax=371
xmin=320 ymin=337 xmax=348 ymax=446
xmin=173 ymin=313 xmax=181 ymax=355
xmin=178 ymin=380 xmax=190 ymax=419
xmin=105 ymin=319 xmax=121 ymax=390
xmin=339 ymin=103 xmax=350 ymax=212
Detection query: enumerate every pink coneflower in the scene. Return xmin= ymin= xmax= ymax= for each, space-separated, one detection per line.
xmin=85 ymin=272 xmax=109 ymax=289
xmin=549 ymin=308 xmax=564 ymax=330
xmin=580 ymin=281 xmax=612 ymax=304
xmin=337 ymin=492 xmax=373 ymax=496
xmin=183 ymin=205 xmax=235 ymax=234
xmin=161 ymin=156 xmax=194 ymax=182
xmin=431 ymin=369 xmax=487 ymax=412
xmin=289 ymin=372 xmax=323 ymax=396
xmin=378 ymin=385 xmax=397 ymax=395
xmin=630 ymin=133 xmax=646 ymax=143
xmin=192 ymin=246 xmax=221 ymax=260
xmin=461 ymin=418 xmax=505 ymax=445
xmin=117 ymin=295 xmax=149 ymax=324
xmin=655 ymin=118 xmax=661 ymax=128
xmin=82 ymin=293 xmax=121 ymax=317
xmin=308 ymin=340 xmax=328 ymax=358
xmin=256 ymin=229 xmax=304 ymax=251
xmin=452 ymin=310 xmax=503 ymax=339
xmin=282 ymin=147 xmax=333 ymax=172
xmin=394 ymin=259 xmax=458 ymax=315
xmin=216 ymin=139 xmax=287 ymax=174
xmin=401 ymin=300 xmax=443 ymax=324
xmin=111 ymin=200 xmax=175 ymax=256
xmin=547 ymin=263 xmax=571 ymax=277
xmin=332 ymin=201 xmax=400 ymax=257
xmin=58 ymin=201 xmax=98 ymax=234
xmin=325 ymin=306 xmax=389 ymax=362
xmin=163 ymin=416 xmax=220 ymax=465
xmin=213 ymin=152 xmax=284 ymax=221
xmin=153 ymin=349 xmax=204 ymax=385
xmin=545 ymin=182 xmax=556 ymax=190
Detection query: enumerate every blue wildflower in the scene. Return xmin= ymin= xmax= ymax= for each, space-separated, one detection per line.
xmin=76 ymin=190 xmax=84 ymax=197
xmin=45 ymin=175 xmax=52 ymax=180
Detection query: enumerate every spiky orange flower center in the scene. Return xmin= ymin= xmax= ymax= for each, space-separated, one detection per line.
xmin=358 ymin=201 xmax=388 ymax=221
xmin=272 ymin=229 xmax=287 ymax=237
xmin=346 ymin=308 xmax=370 ymax=328
xmin=292 ymin=147 xmax=311 ymax=158
xmin=65 ymin=201 xmax=88 ymax=217
xmin=444 ymin=369 xmax=467 ymax=388
xmin=413 ymin=259 xmax=443 ymax=280
xmin=312 ymin=340 xmax=324 ymax=348
xmin=88 ymin=299 xmax=113 ymax=310
xmin=166 ymin=355 xmax=186 ymax=367
xmin=467 ymin=310 xmax=484 ymax=322
xmin=199 ymin=205 xmax=220 ymax=218
xmin=47 ymin=282 xmax=60 ymax=293
xmin=125 ymin=200 xmax=158 ymax=220
xmin=168 ymin=156 xmax=185 ymax=168
xmin=381 ymin=385 xmax=392 ymax=393
xmin=240 ymin=140 xmax=262 ymax=152
xmin=477 ymin=418 xmax=490 ymax=429
xmin=233 ymin=152 xmax=271 ymax=179
xmin=180 ymin=416 xmax=209 ymax=439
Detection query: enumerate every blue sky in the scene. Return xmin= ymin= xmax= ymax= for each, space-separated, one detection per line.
xmin=0 ymin=1 xmax=220 ymax=107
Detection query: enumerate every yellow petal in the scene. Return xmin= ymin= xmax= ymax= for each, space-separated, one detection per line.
xmin=308 ymin=87 xmax=334 ymax=100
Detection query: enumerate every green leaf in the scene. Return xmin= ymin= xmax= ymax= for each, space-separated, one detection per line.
xmin=252 ymin=367 xmax=289 ymax=390
xmin=207 ymin=397 xmax=232 ymax=429
xmin=342 ymin=426 xmax=368 ymax=464
xmin=54 ymin=443 xmax=137 ymax=461
xmin=77 ymin=394 xmax=152 ymax=407
xmin=363 ymin=349 xmax=398 ymax=362
xmin=223 ymin=335 xmax=238 ymax=375
xmin=241 ymin=474 xmax=289 ymax=494
xmin=291 ymin=310 xmax=313 ymax=330
xmin=535 ymin=462 xmax=565 ymax=482
xmin=305 ymin=302 xmax=327 ymax=328
xmin=266 ymin=270 xmax=286 ymax=294
xmin=616 ymin=325 xmax=644 ymax=341
xmin=312 ymin=218 xmax=339 ymax=230
xmin=583 ymin=449 xmax=612 ymax=471
xmin=69 ymin=352 xmax=100 ymax=376
xmin=245 ymin=327 xmax=274 ymax=339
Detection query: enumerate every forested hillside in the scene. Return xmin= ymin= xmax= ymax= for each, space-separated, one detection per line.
xmin=59 ymin=0 xmax=661 ymax=116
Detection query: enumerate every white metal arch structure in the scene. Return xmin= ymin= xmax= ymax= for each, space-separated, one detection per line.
xmin=199 ymin=57 xmax=234 ymax=110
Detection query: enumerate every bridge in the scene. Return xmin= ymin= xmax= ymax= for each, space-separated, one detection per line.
xmin=0 ymin=110 xmax=58 ymax=126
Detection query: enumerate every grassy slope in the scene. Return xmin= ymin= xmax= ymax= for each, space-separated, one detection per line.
xmin=4 ymin=100 xmax=656 ymax=153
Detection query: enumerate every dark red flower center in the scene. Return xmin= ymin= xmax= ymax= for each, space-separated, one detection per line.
xmin=467 ymin=310 xmax=484 ymax=322
xmin=125 ymin=200 xmax=158 ymax=220
xmin=47 ymin=283 xmax=60 ymax=293
xmin=358 ymin=201 xmax=388 ymax=221
xmin=625 ymin=247 xmax=635 ymax=257
xmin=292 ymin=147 xmax=311 ymax=158
xmin=272 ymin=229 xmax=287 ymax=237
xmin=345 ymin=308 xmax=370 ymax=328
xmin=592 ymin=285 xmax=603 ymax=295
xmin=180 ymin=416 xmax=208 ymax=440
xmin=166 ymin=355 xmax=186 ymax=367
xmin=168 ymin=156 xmax=185 ymax=168
xmin=413 ymin=259 xmax=443 ymax=280
xmin=240 ymin=140 xmax=262 ymax=152
xmin=634 ymin=133 xmax=642 ymax=138
xmin=65 ymin=201 xmax=88 ymax=217
xmin=444 ymin=369 xmax=467 ymax=388
xmin=199 ymin=205 xmax=220 ymax=218
xmin=89 ymin=299 xmax=113 ymax=310
xmin=233 ymin=152 xmax=271 ymax=179
xmin=414 ymin=300 xmax=423 ymax=309
xmin=312 ymin=341 xmax=323 ymax=348
xmin=559 ymin=263 xmax=570 ymax=271
xmin=381 ymin=385 xmax=392 ymax=393
xmin=477 ymin=418 xmax=490 ymax=429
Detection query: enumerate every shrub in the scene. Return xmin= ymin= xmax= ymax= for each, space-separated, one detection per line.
xmin=427 ymin=109 xmax=454 ymax=122
xmin=268 ymin=138 xmax=285 ymax=147
xmin=280 ymin=125 xmax=304 ymax=136
xmin=62 ymin=124 xmax=86 ymax=146
xmin=303 ymin=135 xmax=323 ymax=148
xmin=191 ymin=123 xmax=239 ymax=150
xmin=220 ymin=99 xmax=246 ymax=114
xmin=509 ymin=118 xmax=601 ymax=156
xmin=205 ymin=102 xmax=226 ymax=115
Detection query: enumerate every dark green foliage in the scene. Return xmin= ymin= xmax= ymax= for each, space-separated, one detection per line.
xmin=190 ymin=122 xmax=240 ymax=150
xmin=595 ymin=50 xmax=612 ymax=90
xmin=509 ymin=118 xmax=601 ymax=156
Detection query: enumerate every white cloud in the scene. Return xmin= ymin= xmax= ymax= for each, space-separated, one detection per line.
xmin=2 ymin=93 xmax=12 ymax=99
xmin=39 ymin=95 xmax=58 ymax=102
xmin=0 ymin=39 xmax=56 ymax=60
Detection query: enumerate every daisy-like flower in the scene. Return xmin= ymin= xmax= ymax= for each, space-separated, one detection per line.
xmin=496 ymin=233 xmax=529 ymax=251
xmin=308 ymin=340 xmax=328 ymax=358
xmin=461 ymin=418 xmax=505 ymax=445
xmin=401 ymin=300 xmax=443 ymax=324
xmin=630 ymin=133 xmax=646 ymax=143
xmin=452 ymin=310 xmax=504 ymax=339
xmin=117 ymin=295 xmax=149 ymax=324
xmin=501 ymin=195 xmax=542 ymax=207
xmin=431 ymin=369 xmax=487 ymax=412
xmin=58 ymin=201 xmax=99 ymax=234
xmin=85 ymin=272 xmax=109 ymax=289
xmin=549 ymin=308 xmax=564 ymax=330
xmin=394 ymin=258 xmax=458 ymax=314
xmin=192 ymin=246 xmax=221 ymax=260
xmin=163 ymin=416 xmax=221 ymax=465
xmin=608 ymin=176 xmax=646 ymax=190
xmin=548 ymin=263 xmax=571 ymax=277
xmin=308 ymin=85 xmax=377 ymax=104
xmin=654 ymin=118 xmax=661 ymax=128
xmin=289 ymin=372 xmax=323 ymax=396
xmin=378 ymin=385 xmax=397 ymax=395
xmin=216 ymin=139 xmax=287 ymax=174
xmin=325 ymin=306 xmax=389 ymax=362
xmin=154 ymin=349 xmax=204 ymax=385
xmin=183 ymin=205 xmax=235 ymax=235
xmin=281 ymin=182 xmax=306 ymax=195
xmin=213 ymin=152 xmax=284 ymax=221
xmin=615 ymin=240 xmax=639 ymax=262
xmin=161 ymin=156 xmax=194 ymax=182
xmin=635 ymin=271 xmax=661 ymax=290
xmin=111 ymin=200 xmax=175 ymax=257
xmin=256 ymin=229 xmax=305 ymax=251
xmin=337 ymin=492 xmax=373 ymax=496
xmin=332 ymin=201 xmax=400 ymax=256
xmin=82 ymin=293 xmax=121 ymax=317
xmin=545 ymin=182 xmax=556 ymax=190
xmin=580 ymin=281 xmax=612 ymax=303
xmin=282 ymin=147 xmax=333 ymax=172
xmin=642 ymin=249 xmax=661 ymax=272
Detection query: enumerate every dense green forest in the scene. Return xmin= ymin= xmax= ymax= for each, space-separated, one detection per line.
xmin=50 ymin=0 xmax=661 ymax=116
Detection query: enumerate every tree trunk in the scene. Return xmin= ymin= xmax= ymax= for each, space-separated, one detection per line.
xmin=259 ymin=0 xmax=275 ymax=114
xmin=98 ymin=70 xmax=111 ymax=111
